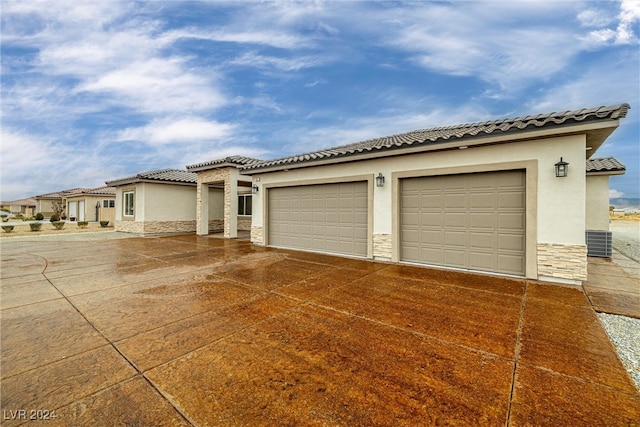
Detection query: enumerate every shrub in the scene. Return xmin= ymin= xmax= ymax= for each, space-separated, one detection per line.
xmin=35 ymin=212 xmax=44 ymax=220
xmin=0 ymin=214 xmax=7 ymax=218
xmin=0 ymin=208 xmax=10 ymax=213
xmin=30 ymin=222 xmax=42 ymax=232
xmin=23 ymin=217 xmax=35 ymax=221
xmin=2 ymin=225 xmax=14 ymax=233
xmin=52 ymin=221 xmax=65 ymax=230
xmin=50 ymin=214 xmax=60 ymax=222
xmin=100 ymin=220 xmax=110 ymax=227
xmin=77 ymin=221 xmax=88 ymax=228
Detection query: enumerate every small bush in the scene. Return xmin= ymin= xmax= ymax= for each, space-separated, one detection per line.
xmin=0 ymin=208 xmax=10 ymax=213
xmin=77 ymin=221 xmax=88 ymax=228
xmin=15 ymin=214 xmax=23 ymax=219
xmin=35 ymin=212 xmax=44 ymax=220
xmin=50 ymin=214 xmax=60 ymax=222
xmin=2 ymin=225 xmax=14 ymax=233
xmin=52 ymin=221 xmax=65 ymax=230
xmin=30 ymin=222 xmax=42 ymax=232
xmin=0 ymin=214 xmax=7 ymax=218
xmin=1 ymin=217 xmax=8 ymax=222
xmin=100 ymin=220 xmax=110 ymax=227
xmin=23 ymin=217 xmax=35 ymax=221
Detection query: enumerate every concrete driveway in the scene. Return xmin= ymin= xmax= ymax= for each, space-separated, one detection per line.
xmin=1 ymin=234 xmax=638 ymax=426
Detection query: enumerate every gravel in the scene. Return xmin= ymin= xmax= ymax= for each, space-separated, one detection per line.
xmin=611 ymin=220 xmax=640 ymax=262
xmin=598 ymin=313 xmax=640 ymax=391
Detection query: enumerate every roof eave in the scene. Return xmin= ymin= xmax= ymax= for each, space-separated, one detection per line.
xmin=242 ymin=119 xmax=622 ymax=175
xmin=586 ymin=170 xmax=626 ymax=176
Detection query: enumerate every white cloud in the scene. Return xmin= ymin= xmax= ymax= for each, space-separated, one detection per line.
xmin=610 ymin=189 xmax=625 ymax=198
xmin=229 ymin=51 xmax=329 ymax=72
xmin=117 ymin=117 xmax=235 ymax=145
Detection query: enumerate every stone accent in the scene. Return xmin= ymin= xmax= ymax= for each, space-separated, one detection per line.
xmin=373 ymin=233 xmax=392 ymax=260
xmin=115 ymin=220 xmax=144 ymax=234
xmin=208 ymin=219 xmax=224 ymax=231
xmin=537 ymin=243 xmax=588 ymax=281
xmin=238 ymin=217 xmax=252 ymax=231
xmin=115 ymin=220 xmax=196 ymax=234
xmin=251 ymin=226 xmax=264 ymax=244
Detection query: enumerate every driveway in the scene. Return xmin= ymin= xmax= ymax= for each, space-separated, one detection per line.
xmin=1 ymin=235 xmax=638 ymax=426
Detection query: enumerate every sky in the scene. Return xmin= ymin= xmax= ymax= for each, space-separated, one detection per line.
xmin=1 ymin=0 xmax=639 ymax=202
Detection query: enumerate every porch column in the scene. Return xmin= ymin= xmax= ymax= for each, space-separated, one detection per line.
xmin=224 ymin=176 xmax=238 ymax=238
xmin=196 ymin=182 xmax=209 ymax=236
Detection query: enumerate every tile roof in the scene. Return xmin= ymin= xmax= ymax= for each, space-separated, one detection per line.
xmin=242 ymin=104 xmax=630 ymax=172
xmin=83 ymin=186 xmax=116 ymax=195
xmin=586 ymin=157 xmax=626 ymax=173
xmin=34 ymin=188 xmax=89 ymax=199
xmin=106 ymin=169 xmax=197 ymax=186
xmin=1 ymin=197 xmax=37 ymax=206
xmin=186 ymin=156 xmax=262 ymax=171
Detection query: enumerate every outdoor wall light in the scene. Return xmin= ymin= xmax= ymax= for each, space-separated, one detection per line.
xmin=376 ymin=173 xmax=385 ymax=187
xmin=555 ymin=157 xmax=569 ymax=177
xmin=252 ymin=184 xmax=259 ymax=194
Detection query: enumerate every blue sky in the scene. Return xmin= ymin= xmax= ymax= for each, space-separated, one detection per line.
xmin=1 ymin=0 xmax=639 ymax=201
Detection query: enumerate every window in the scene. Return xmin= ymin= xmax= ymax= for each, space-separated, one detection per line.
xmin=238 ymin=194 xmax=252 ymax=216
xmin=124 ymin=191 xmax=134 ymax=216
xmin=103 ymin=200 xmax=114 ymax=208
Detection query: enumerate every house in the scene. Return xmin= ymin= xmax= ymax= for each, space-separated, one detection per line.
xmin=226 ymin=103 xmax=630 ymax=286
xmin=64 ymin=186 xmax=116 ymax=223
xmin=585 ymin=157 xmax=625 ymax=230
xmin=34 ymin=188 xmax=87 ymax=217
xmin=105 ymin=167 xmax=252 ymax=234
xmin=0 ymin=197 xmax=36 ymax=217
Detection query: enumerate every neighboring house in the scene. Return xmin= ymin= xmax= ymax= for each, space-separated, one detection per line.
xmin=64 ymin=186 xmax=116 ymax=223
xmin=585 ymin=157 xmax=626 ymax=230
xmin=233 ymin=103 xmax=630 ymax=286
xmin=105 ymin=168 xmax=246 ymax=234
xmin=34 ymin=188 xmax=87 ymax=217
xmin=0 ymin=197 xmax=36 ymax=217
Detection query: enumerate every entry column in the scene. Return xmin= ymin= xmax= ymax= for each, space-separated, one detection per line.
xmin=196 ymin=182 xmax=209 ymax=236
xmin=224 ymin=175 xmax=238 ymax=238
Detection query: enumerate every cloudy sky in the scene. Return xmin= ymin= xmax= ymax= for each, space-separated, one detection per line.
xmin=1 ymin=0 xmax=638 ymax=201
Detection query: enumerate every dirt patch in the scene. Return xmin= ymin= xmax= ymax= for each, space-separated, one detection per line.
xmin=0 ymin=222 xmax=113 ymax=238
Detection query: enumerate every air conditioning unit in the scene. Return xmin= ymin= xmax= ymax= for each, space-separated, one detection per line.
xmin=585 ymin=230 xmax=612 ymax=258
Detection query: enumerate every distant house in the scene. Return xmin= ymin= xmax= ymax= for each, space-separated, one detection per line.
xmin=0 ymin=197 xmax=36 ymax=217
xmin=585 ymin=157 xmax=626 ymax=230
xmin=64 ymin=186 xmax=116 ymax=223
xmin=105 ymin=168 xmax=250 ymax=234
xmin=34 ymin=188 xmax=87 ymax=217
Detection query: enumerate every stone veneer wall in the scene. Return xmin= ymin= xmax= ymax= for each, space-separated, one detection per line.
xmin=373 ymin=233 xmax=392 ymax=260
xmin=251 ymin=226 xmax=264 ymax=244
xmin=238 ymin=217 xmax=252 ymax=231
xmin=115 ymin=220 xmax=144 ymax=234
xmin=196 ymin=168 xmax=230 ymax=235
xmin=115 ymin=220 xmax=197 ymax=234
xmin=208 ymin=219 xmax=224 ymax=231
xmin=537 ymin=243 xmax=588 ymax=281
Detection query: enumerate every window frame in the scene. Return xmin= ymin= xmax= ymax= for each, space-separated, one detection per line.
xmin=123 ymin=191 xmax=135 ymax=217
xmin=237 ymin=194 xmax=252 ymax=216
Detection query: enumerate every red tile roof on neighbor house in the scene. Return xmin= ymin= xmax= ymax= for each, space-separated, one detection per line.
xmin=34 ymin=188 xmax=89 ymax=199
xmin=586 ymin=157 xmax=626 ymax=174
xmin=1 ymin=197 xmax=37 ymax=206
xmin=105 ymin=168 xmax=198 ymax=186
xmin=241 ymin=104 xmax=630 ymax=172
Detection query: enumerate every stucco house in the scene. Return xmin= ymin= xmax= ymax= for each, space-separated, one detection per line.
xmin=1 ymin=197 xmax=36 ymax=217
xmin=34 ymin=188 xmax=88 ymax=217
xmin=105 ymin=167 xmax=253 ymax=234
xmin=64 ymin=186 xmax=116 ymax=223
xmin=223 ymin=103 xmax=628 ymax=286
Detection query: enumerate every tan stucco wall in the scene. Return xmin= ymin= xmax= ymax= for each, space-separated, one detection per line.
xmin=586 ymin=175 xmax=611 ymax=231
xmin=66 ymin=195 xmax=114 ymax=222
xmin=250 ymin=133 xmax=589 ymax=283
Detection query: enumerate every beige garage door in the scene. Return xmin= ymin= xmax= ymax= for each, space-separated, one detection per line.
xmin=400 ymin=170 xmax=525 ymax=276
xmin=268 ymin=182 xmax=368 ymax=256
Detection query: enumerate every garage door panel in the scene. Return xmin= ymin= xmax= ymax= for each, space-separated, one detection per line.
xmin=269 ymin=182 xmax=368 ymax=257
xmin=400 ymin=170 xmax=525 ymax=276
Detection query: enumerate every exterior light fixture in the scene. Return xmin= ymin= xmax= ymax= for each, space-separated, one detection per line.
xmin=555 ymin=157 xmax=569 ymax=177
xmin=252 ymin=184 xmax=259 ymax=194
xmin=376 ymin=173 xmax=385 ymax=187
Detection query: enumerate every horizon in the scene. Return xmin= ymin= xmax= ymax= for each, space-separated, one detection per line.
xmin=2 ymin=1 xmax=639 ymax=201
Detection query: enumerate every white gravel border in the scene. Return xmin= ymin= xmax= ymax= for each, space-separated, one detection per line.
xmin=598 ymin=313 xmax=640 ymax=391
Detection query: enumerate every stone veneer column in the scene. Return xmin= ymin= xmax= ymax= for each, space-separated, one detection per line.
xmin=251 ymin=226 xmax=264 ymax=244
xmin=223 ymin=174 xmax=238 ymax=239
xmin=196 ymin=181 xmax=209 ymax=236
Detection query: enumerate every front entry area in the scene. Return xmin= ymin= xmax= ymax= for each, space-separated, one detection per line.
xmin=400 ymin=170 xmax=526 ymax=276
xmin=268 ymin=181 xmax=368 ymax=257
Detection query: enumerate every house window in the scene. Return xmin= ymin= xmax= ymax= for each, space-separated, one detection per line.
xmin=238 ymin=194 xmax=252 ymax=216
xmin=103 ymin=200 xmax=114 ymax=208
xmin=124 ymin=191 xmax=134 ymax=216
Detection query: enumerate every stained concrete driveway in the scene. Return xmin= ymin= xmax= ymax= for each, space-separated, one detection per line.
xmin=1 ymin=234 xmax=638 ymax=426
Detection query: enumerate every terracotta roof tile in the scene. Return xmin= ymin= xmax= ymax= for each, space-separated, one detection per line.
xmin=186 ymin=156 xmax=262 ymax=171
xmin=106 ymin=169 xmax=197 ymax=186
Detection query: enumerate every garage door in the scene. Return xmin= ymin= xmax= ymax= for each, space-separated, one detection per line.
xmin=268 ymin=182 xmax=368 ymax=257
xmin=400 ymin=170 xmax=525 ymax=276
